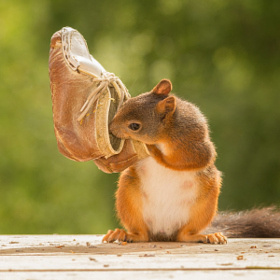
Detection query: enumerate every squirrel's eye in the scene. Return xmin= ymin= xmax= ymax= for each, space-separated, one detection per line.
xmin=128 ymin=123 xmax=141 ymax=131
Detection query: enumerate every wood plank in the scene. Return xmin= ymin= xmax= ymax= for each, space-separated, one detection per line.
xmin=0 ymin=235 xmax=279 ymax=279
xmin=0 ymin=270 xmax=280 ymax=280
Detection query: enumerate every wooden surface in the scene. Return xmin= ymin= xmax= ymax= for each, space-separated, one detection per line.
xmin=0 ymin=235 xmax=279 ymax=279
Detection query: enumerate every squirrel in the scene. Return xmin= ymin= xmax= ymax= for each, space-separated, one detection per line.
xmin=102 ymin=79 xmax=280 ymax=244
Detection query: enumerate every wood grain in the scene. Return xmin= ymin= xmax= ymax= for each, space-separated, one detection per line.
xmin=0 ymin=235 xmax=279 ymax=279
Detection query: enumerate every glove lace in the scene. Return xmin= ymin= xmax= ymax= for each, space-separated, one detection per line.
xmin=77 ymin=71 xmax=128 ymax=122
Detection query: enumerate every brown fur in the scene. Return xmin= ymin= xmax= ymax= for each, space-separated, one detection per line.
xmin=102 ymin=79 xmax=226 ymax=244
xmin=204 ymin=207 xmax=280 ymax=238
xmin=114 ymin=167 xmax=149 ymax=242
xmin=102 ymin=79 xmax=279 ymax=244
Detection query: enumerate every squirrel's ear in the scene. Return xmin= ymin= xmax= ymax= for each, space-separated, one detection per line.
xmin=156 ymin=96 xmax=176 ymax=116
xmin=152 ymin=79 xmax=172 ymax=95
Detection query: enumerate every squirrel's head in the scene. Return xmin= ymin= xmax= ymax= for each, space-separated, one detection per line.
xmin=109 ymin=79 xmax=176 ymax=144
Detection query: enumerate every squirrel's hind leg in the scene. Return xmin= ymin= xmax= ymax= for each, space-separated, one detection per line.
xmin=102 ymin=167 xmax=150 ymax=243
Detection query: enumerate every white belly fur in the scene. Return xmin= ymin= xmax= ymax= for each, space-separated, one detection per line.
xmin=136 ymin=156 xmax=198 ymax=237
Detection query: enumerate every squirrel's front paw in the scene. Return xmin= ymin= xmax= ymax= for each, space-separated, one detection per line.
xmin=102 ymin=228 xmax=133 ymax=243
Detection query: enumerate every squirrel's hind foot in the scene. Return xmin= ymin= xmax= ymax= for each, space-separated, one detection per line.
xmin=102 ymin=228 xmax=149 ymax=243
xmin=206 ymin=232 xmax=227 ymax=244
xmin=102 ymin=229 xmax=130 ymax=243
xmin=177 ymin=232 xmax=227 ymax=244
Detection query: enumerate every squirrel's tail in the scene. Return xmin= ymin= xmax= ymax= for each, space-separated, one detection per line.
xmin=204 ymin=207 xmax=280 ymax=238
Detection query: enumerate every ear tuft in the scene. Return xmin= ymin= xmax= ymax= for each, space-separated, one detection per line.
xmin=152 ymin=79 xmax=172 ymax=95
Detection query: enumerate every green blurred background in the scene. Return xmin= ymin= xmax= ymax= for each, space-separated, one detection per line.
xmin=0 ymin=0 xmax=279 ymax=234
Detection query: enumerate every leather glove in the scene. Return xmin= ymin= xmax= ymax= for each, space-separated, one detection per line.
xmin=49 ymin=27 xmax=149 ymax=172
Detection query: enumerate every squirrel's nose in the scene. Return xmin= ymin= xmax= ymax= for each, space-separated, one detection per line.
xmin=109 ymin=121 xmax=115 ymax=134
xmin=109 ymin=121 xmax=128 ymax=139
xmin=109 ymin=121 xmax=120 ymax=136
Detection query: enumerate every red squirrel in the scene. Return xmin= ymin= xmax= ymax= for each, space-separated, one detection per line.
xmin=102 ymin=79 xmax=280 ymax=244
